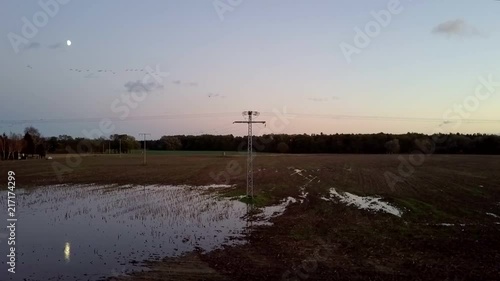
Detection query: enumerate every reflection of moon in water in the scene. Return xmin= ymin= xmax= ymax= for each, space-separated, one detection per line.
xmin=66 ymin=40 xmax=72 ymax=46
xmin=64 ymin=242 xmax=71 ymax=262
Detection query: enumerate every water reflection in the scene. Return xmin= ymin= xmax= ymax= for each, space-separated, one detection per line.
xmin=64 ymin=242 xmax=71 ymax=262
xmin=0 ymin=184 xmax=294 ymax=281
xmin=246 ymin=202 xmax=254 ymax=231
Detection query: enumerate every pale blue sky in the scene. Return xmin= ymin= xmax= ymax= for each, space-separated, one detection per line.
xmin=1 ymin=0 xmax=499 ymax=138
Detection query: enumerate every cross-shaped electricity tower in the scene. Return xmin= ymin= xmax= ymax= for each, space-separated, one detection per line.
xmin=234 ymin=111 xmax=266 ymax=198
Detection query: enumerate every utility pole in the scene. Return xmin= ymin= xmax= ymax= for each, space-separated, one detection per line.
xmin=119 ymin=139 xmax=122 ymax=158
xmin=139 ymin=133 xmax=151 ymax=165
xmin=234 ymin=111 xmax=266 ymax=199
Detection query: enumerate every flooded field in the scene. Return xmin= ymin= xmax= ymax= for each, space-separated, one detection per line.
xmin=0 ymin=184 xmax=291 ymax=281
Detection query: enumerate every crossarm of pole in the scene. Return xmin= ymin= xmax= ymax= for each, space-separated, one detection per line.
xmin=233 ymin=121 xmax=266 ymax=124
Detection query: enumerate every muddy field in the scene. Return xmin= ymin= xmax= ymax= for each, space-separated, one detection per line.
xmin=1 ymin=153 xmax=500 ymax=280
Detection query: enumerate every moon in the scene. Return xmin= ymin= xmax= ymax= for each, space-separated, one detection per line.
xmin=66 ymin=40 xmax=72 ymax=46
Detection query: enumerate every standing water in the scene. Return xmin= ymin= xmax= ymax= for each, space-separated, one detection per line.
xmin=0 ymin=184 xmax=290 ymax=280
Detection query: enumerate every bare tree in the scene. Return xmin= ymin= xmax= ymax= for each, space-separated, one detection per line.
xmin=24 ymin=126 xmax=41 ymax=143
xmin=7 ymin=134 xmax=16 ymax=160
xmin=0 ymin=134 xmax=7 ymax=160
xmin=23 ymin=126 xmax=43 ymax=157
xmin=8 ymin=133 xmax=24 ymax=160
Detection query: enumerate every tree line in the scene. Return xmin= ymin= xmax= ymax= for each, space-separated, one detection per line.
xmin=0 ymin=126 xmax=47 ymax=160
xmin=1 ymin=126 xmax=500 ymax=160
xmin=0 ymin=127 xmax=141 ymax=160
xmin=147 ymin=133 xmax=500 ymax=154
xmin=45 ymin=133 xmax=140 ymax=154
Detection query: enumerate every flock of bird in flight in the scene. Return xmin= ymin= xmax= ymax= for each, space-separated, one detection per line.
xmin=68 ymin=68 xmax=157 ymax=76
xmin=68 ymin=68 xmax=148 ymax=74
xmin=24 ymin=64 xmax=225 ymax=99
xmin=26 ymin=64 xmax=166 ymax=78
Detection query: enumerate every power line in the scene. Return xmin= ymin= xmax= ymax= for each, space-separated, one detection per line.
xmin=234 ymin=111 xmax=266 ymax=199
xmin=0 ymin=112 xmax=241 ymax=125
xmin=259 ymin=112 xmax=500 ymax=124
xmin=139 ymin=133 xmax=151 ymax=165
xmin=1 ymin=112 xmax=499 ymax=125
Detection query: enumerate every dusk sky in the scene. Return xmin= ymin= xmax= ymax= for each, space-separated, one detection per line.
xmin=1 ymin=0 xmax=500 ymax=139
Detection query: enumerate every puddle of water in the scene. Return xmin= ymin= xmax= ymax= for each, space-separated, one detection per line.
xmin=486 ymin=212 xmax=499 ymax=219
xmin=321 ymin=188 xmax=403 ymax=217
xmin=434 ymin=223 xmax=469 ymax=227
xmin=436 ymin=223 xmax=454 ymax=227
xmin=256 ymin=197 xmax=296 ymax=222
xmin=289 ymin=167 xmax=318 ymax=185
xmin=298 ymin=186 xmax=308 ymax=203
xmin=290 ymin=168 xmax=304 ymax=176
xmin=0 ymin=184 xmax=287 ymax=281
